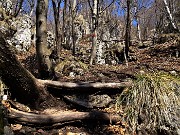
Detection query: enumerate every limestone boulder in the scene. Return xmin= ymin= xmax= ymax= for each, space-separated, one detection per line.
xmin=64 ymin=94 xmax=112 ymax=108
xmin=0 ymin=0 xmax=13 ymax=14
xmin=47 ymin=31 xmax=55 ymax=49
xmin=7 ymin=15 xmax=32 ymax=52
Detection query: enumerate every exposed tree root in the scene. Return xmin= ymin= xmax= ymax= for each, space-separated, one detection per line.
xmin=39 ymin=79 xmax=132 ymax=89
xmin=6 ymin=107 xmax=121 ymax=125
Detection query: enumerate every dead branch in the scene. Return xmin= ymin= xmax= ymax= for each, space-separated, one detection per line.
xmin=7 ymin=107 xmax=121 ymax=125
xmin=38 ymin=79 xmax=132 ymax=89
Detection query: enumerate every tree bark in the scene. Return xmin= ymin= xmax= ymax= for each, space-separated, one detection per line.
xmin=134 ymin=1 xmax=141 ymax=42
xmin=90 ymin=0 xmax=98 ymax=65
xmin=62 ymin=0 xmax=67 ymax=45
xmin=70 ymin=0 xmax=77 ymax=55
xmin=125 ymin=0 xmax=131 ymax=61
xmin=6 ymin=107 xmax=121 ymax=125
xmin=36 ymin=0 xmax=52 ymax=79
xmin=52 ymin=0 xmax=61 ymax=54
xmin=0 ymin=33 xmax=52 ymax=108
xmin=136 ymin=18 xmax=141 ymax=41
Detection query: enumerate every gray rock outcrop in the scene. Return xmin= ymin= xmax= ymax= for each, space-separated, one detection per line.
xmin=64 ymin=94 xmax=112 ymax=108
xmin=0 ymin=0 xmax=13 ymax=14
xmin=7 ymin=15 xmax=32 ymax=51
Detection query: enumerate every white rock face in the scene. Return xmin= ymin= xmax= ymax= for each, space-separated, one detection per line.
xmin=0 ymin=0 xmax=32 ymax=51
xmin=101 ymin=27 xmax=110 ymax=41
xmin=8 ymin=17 xmax=55 ymax=52
xmin=73 ymin=23 xmax=83 ymax=49
xmin=0 ymin=0 xmax=16 ymax=37
xmin=96 ymin=41 xmax=105 ymax=64
xmin=0 ymin=0 xmax=55 ymax=52
xmin=0 ymin=0 xmax=13 ymax=14
xmin=7 ymin=15 xmax=32 ymax=51
xmin=47 ymin=31 xmax=55 ymax=49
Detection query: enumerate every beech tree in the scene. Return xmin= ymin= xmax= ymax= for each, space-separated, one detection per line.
xmin=124 ymin=0 xmax=131 ymax=61
xmin=70 ymin=0 xmax=77 ymax=55
xmin=36 ymin=0 xmax=53 ymax=79
xmin=51 ymin=0 xmax=61 ymax=54
xmin=89 ymin=0 xmax=98 ymax=65
xmin=62 ymin=0 xmax=67 ymax=45
xmin=133 ymin=0 xmax=142 ymax=41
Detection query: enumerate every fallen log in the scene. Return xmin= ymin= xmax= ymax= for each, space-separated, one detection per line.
xmin=7 ymin=107 xmax=121 ymax=125
xmin=39 ymin=79 xmax=132 ymax=89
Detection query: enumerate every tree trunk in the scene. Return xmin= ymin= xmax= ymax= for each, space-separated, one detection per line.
xmin=70 ymin=0 xmax=77 ymax=55
xmin=163 ymin=0 xmax=178 ymax=31
xmin=125 ymin=0 xmax=131 ymax=61
xmin=134 ymin=1 xmax=141 ymax=42
xmin=90 ymin=0 xmax=98 ymax=65
xmin=52 ymin=0 xmax=61 ymax=54
xmin=0 ymin=33 xmax=51 ymax=108
xmin=72 ymin=20 xmax=76 ymax=55
xmin=136 ymin=18 xmax=141 ymax=41
xmin=62 ymin=0 xmax=67 ymax=45
xmin=36 ymin=0 xmax=52 ymax=79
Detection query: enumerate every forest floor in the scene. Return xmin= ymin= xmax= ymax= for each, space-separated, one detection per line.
xmin=7 ymin=37 xmax=180 ymax=135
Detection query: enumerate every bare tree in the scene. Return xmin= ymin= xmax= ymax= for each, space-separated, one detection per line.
xmin=163 ymin=0 xmax=178 ymax=32
xmin=62 ymin=0 xmax=67 ymax=43
xmin=134 ymin=0 xmax=142 ymax=41
xmin=89 ymin=0 xmax=98 ymax=65
xmin=52 ymin=0 xmax=62 ymax=55
xmin=89 ymin=0 xmax=115 ymax=65
xmin=70 ymin=0 xmax=77 ymax=55
xmin=124 ymin=0 xmax=131 ymax=63
xmin=36 ymin=0 xmax=53 ymax=79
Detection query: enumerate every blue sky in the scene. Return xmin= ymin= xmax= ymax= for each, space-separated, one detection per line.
xmin=22 ymin=0 xmax=154 ymax=26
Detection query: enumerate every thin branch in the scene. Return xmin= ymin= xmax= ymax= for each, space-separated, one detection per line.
xmin=14 ymin=0 xmax=24 ymax=17
xmin=88 ymin=0 xmax=93 ymax=13
xmin=99 ymin=0 xmax=115 ymax=14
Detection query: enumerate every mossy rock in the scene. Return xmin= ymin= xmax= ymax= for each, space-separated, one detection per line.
xmin=55 ymin=59 xmax=88 ymax=76
xmin=64 ymin=94 xmax=112 ymax=108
